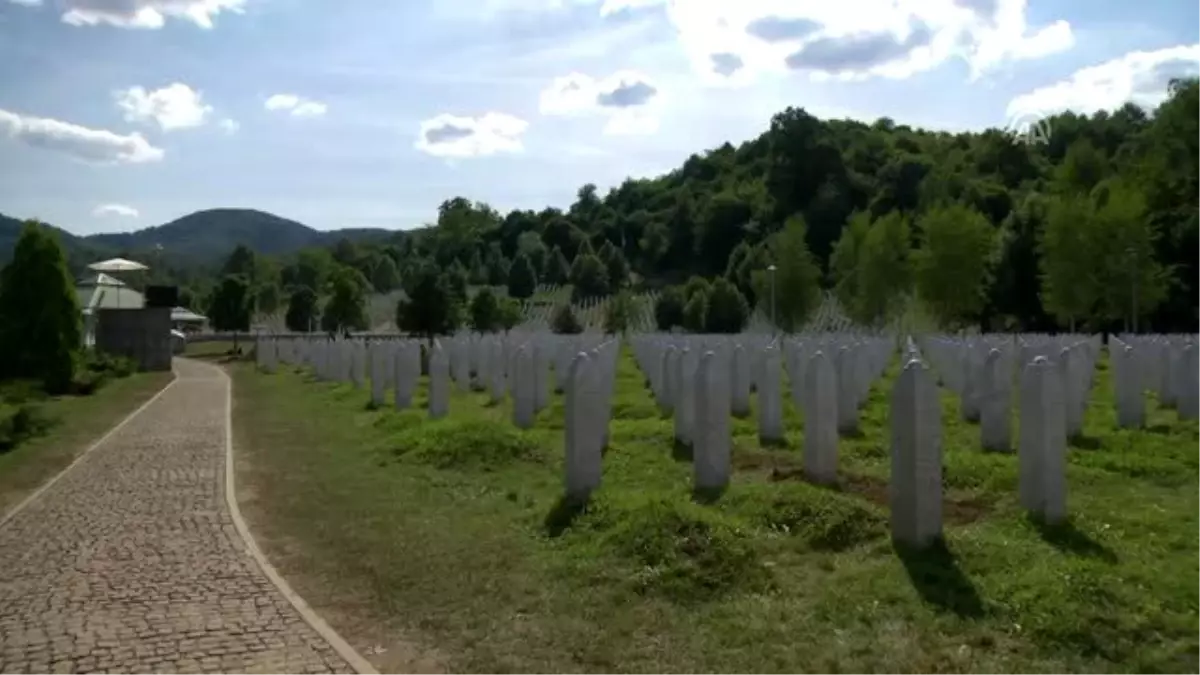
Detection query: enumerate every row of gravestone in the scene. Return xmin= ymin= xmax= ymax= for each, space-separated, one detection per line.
xmin=254 ymin=331 xmax=989 ymax=548
xmin=629 ymin=333 xmax=949 ymax=547
xmin=919 ymin=333 xmax=1199 ymax=438
xmin=1108 ymin=334 xmax=1199 ymax=426
xmin=630 ymin=334 xmax=893 ymax=483
xmin=253 ymin=330 xmax=1198 ymax=550
xmin=254 ymin=332 xmax=623 ymax=504
xmin=255 ymin=331 xmax=615 ymax=420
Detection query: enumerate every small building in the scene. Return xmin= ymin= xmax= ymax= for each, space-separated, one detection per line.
xmin=171 ymin=306 xmax=208 ymax=333
xmin=77 ymin=273 xmax=145 ymax=347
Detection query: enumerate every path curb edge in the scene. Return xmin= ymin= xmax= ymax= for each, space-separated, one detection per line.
xmin=212 ymin=358 xmax=379 ymax=675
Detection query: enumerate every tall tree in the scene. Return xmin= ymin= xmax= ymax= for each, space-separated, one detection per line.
xmin=469 ymin=287 xmax=501 ymax=332
xmin=830 ymin=212 xmax=869 ymax=315
xmin=654 ymin=286 xmax=686 ymax=331
xmin=0 ymin=221 xmax=82 ymax=393
xmin=208 ymin=275 xmax=252 ymax=347
xmin=507 ymin=253 xmax=538 ymax=300
xmin=320 ymin=268 xmax=369 ymax=332
xmin=371 ymin=254 xmax=400 ymax=293
xmin=284 ymin=286 xmax=318 ymax=332
xmin=1039 ymin=194 xmax=1099 ymax=332
xmin=603 ymin=290 xmax=640 ymax=334
xmin=914 ymin=204 xmax=997 ymax=328
xmin=705 ymin=277 xmax=750 ymax=333
xmin=221 ymin=244 xmax=257 ymax=283
xmin=1089 ymin=180 xmax=1169 ymax=329
xmin=396 ymin=266 xmax=462 ymax=341
xmin=752 ymin=214 xmax=822 ymax=332
xmin=853 ymin=212 xmax=913 ymax=326
xmin=569 ymin=253 xmax=609 ymax=301
xmin=544 ymin=246 xmax=571 ymax=285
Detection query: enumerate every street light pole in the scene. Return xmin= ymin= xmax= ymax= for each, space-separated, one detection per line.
xmin=767 ymin=264 xmax=777 ymax=336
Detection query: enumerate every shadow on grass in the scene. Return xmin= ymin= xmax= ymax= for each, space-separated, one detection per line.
xmin=1146 ymin=423 xmax=1177 ymax=435
xmin=1068 ymin=433 xmax=1104 ymax=450
xmin=838 ymin=427 xmax=867 ymax=440
xmin=759 ymin=436 xmax=790 ymax=450
xmin=671 ymin=439 xmax=693 ymax=462
xmin=1028 ymin=514 xmax=1118 ymax=563
xmin=544 ymin=494 xmax=590 ymax=538
xmin=692 ymin=484 xmax=727 ymax=505
xmin=894 ymin=538 xmax=985 ymax=618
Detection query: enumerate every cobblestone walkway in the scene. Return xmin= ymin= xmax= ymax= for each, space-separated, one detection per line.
xmin=0 ymin=359 xmax=354 ymax=674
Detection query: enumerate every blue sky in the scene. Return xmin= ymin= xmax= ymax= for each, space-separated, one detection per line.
xmin=0 ymin=0 xmax=1196 ymax=235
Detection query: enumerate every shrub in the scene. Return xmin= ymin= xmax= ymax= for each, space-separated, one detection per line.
xmin=0 ymin=402 xmax=51 ymax=452
xmin=390 ymin=418 xmax=545 ymax=470
xmin=552 ymin=304 xmax=583 ymax=334
xmin=575 ymin=496 xmax=771 ymax=602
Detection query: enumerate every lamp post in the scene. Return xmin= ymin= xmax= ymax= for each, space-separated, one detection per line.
xmin=767 ymin=264 xmax=777 ymax=336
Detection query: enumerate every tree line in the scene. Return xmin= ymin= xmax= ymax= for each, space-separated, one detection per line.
xmin=196 ymin=78 xmax=1196 ymax=336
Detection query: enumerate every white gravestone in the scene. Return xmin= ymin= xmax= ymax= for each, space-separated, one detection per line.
xmin=1019 ymin=356 xmax=1066 ymax=524
xmin=889 ymin=358 xmax=943 ymax=548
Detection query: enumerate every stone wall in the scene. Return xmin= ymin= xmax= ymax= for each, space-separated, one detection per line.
xmin=96 ymin=308 xmax=173 ymax=372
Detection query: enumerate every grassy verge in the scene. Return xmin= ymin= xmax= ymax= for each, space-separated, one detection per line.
xmin=184 ymin=339 xmax=247 ymax=361
xmin=230 ymin=348 xmax=1198 ymax=673
xmin=0 ymin=370 xmax=174 ymax=516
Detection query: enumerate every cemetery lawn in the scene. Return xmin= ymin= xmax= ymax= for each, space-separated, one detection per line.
xmin=184 ymin=340 xmax=242 ymax=360
xmin=230 ymin=350 xmax=1198 ymax=673
xmin=0 ymin=371 xmax=174 ymax=516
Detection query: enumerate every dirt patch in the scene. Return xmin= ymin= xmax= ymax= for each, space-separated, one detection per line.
xmin=734 ymin=448 xmax=802 ymax=474
xmin=770 ymin=471 xmax=993 ymax=525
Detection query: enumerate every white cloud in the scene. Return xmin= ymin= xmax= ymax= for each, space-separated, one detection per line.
xmin=529 ymin=0 xmax=1072 ymax=86
xmin=7 ymin=0 xmax=43 ymax=6
xmin=264 ymin=93 xmax=328 ymax=118
xmin=1007 ymin=44 xmax=1200 ymax=120
xmin=218 ymin=118 xmax=239 ymax=133
xmin=415 ymin=112 xmax=529 ymax=158
xmin=539 ymin=70 xmax=662 ymax=135
xmin=0 ymin=108 xmax=164 ymax=164
xmin=291 ymin=101 xmax=328 ymax=117
xmin=115 ymin=82 xmax=212 ymax=131
xmin=93 ymin=203 xmax=139 ymax=218
xmin=40 ymin=0 xmax=246 ymax=29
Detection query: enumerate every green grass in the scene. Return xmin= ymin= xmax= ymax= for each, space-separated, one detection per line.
xmin=0 ymin=371 xmax=174 ymax=517
xmin=184 ymin=339 xmax=248 ymax=361
xmin=230 ymin=348 xmax=1198 ymax=673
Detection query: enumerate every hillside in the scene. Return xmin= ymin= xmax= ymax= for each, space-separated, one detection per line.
xmin=288 ymin=78 xmax=1197 ymax=334
xmin=0 ymin=213 xmax=115 ymax=271
xmin=85 ymin=208 xmax=392 ymax=263
xmin=0 ymin=208 xmax=393 ymax=271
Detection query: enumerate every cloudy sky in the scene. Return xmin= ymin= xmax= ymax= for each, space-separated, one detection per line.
xmin=0 ymin=0 xmax=1196 ymax=235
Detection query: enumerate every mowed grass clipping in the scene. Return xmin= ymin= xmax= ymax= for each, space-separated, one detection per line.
xmin=230 ymin=346 xmax=1198 ymax=673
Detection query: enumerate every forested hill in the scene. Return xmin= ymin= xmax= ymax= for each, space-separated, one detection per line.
xmin=280 ymin=77 xmax=1193 ymax=334
xmin=0 ymin=209 xmax=392 ymax=273
xmin=20 ymin=79 xmax=1193 ymax=335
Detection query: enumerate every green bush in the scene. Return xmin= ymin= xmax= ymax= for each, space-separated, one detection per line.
xmin=67 ymin=350 xmax=138 ymax=395
xmin=729 ymin=483 xmax=888 ymax=551
xmin=577 ymin=496 xmax=771 ymax=601
xmin=0 ymin=401 xmax=51 ymax=452
xmin=81 ymin=350 xmax=137 ymax=378
xmin=390 ymin=418 xmax=545 ymax=470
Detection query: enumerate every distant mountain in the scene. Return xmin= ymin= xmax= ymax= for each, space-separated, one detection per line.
xmin=86 ymin=208 xmax=393 ymax=262
xmin=0 ymin=213 xmax=115 ymax=272
xmin=0 ymin=208 xmax=395 ymax=269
